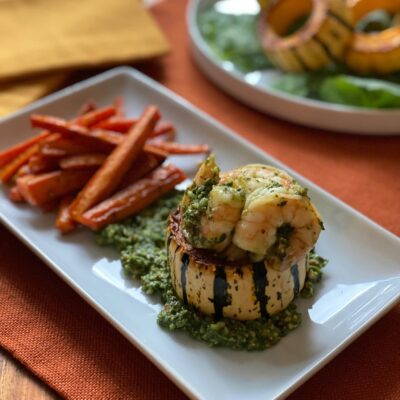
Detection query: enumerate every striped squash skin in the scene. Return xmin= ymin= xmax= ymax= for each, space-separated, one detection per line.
xmin=346 ymin=0 xmax=400 ymax=74
xmin=167 ymin=215 xmax=307 ymax=321
xmin=260 ymin=0 xmax=353 ymax=72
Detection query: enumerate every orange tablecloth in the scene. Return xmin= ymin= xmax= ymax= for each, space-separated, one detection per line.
xmin=0 ymin=1 xmax=399 ymax=399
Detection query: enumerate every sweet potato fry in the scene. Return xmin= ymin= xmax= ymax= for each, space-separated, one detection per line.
xmin=147 ymin=141 xmax=210 ymax=155
xmin=59 ymin=154 xmax=107 ymax=170
xmin=79 ymin=164 xmax=186 ymax=230
xmin=9 ymin=186 xmax=24 ymax=203
xmin=17 ymin=169 xmax=95 ymax=206
xmin=118 ymin=150 xmax=166 ymax=189
xmin=56 ymin=195 xmax=77 ymax=234
xmin=69 ymin=106 xmax=160 ymax=220
xmin=0 ymin=131 xmax=50 ymax=169
xmin=0 ymin=144 xmax=39 ymax=183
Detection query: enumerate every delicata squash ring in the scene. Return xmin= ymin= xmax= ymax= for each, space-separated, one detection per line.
xmin=167 ymin=211 xmax=307 ymax=320
xmin=167 ymin=157 xmax=323 ymax=320
xmin=346 ymin=0 xmax=400 ymax=74
xmin=260 ymin=0 xmax=353 ymax=72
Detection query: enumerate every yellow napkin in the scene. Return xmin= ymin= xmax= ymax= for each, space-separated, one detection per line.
xmin=0 ymin=73 xmax=68 ymax=117
xmin=0 ymin=0 xmax=169 ymax=116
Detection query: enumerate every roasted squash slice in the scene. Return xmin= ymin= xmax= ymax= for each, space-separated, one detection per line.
xmin=260 ymin=0 xmax=353 ymax=72
xmin=167 ymin=211 xmax=307 ymax=321
xmin=346 ymin=0 xmax=400 ymax=74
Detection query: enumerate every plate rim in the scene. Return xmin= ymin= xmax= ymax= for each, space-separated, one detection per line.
xmin=187 ymin=0 xmax=400 ymax=135
xmin=0 ymin=66 xmax=399 ymax=400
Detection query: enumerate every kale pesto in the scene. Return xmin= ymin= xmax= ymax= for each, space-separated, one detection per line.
xmin=180 ymin=156 xmax=220 ymax=248
xmin=97 ymin=191 xmax=327 ymax=351
xmin=266 ymin=223 xmax=294 ymax=264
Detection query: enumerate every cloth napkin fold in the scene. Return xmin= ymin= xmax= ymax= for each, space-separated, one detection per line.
xmin=0 ymin=0 xmax=168 ymax=116
xmin=0 ymin=73 xmax=68 ymax=117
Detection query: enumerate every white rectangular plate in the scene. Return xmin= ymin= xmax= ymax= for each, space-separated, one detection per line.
xmin=0 ymin=67 xmax=399 ymax=400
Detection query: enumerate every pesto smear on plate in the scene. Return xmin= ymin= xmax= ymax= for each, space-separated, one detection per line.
xmin=97 ymin=191 xmax=327 ymax=351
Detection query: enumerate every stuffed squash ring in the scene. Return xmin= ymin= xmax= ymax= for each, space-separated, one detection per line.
xmin=167 ymin=157 xmax=323 ymax=321
xmin=260 ymin=0 xmax=353 ymax=72
xmin=167 ymin=210 xmax=307 ymax=320
xmin=346 ymin=0 xmax=400 ymax=74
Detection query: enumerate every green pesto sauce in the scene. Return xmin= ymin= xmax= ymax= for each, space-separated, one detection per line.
xmin=266 ymin=223 xmax=294 ymax=264
xmin=96 ymin=191 xmax=327 ymax=351
xmin=180 ymin=157 xmax=220 ymax=248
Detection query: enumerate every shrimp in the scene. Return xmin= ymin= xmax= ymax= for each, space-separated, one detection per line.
xmin=233 ymin=187 xmax=322 ymax=269
xmin=197 ymin=184 xmax=245 ymax=251
xmin=180 ymin=158 xmax=323 ymax=270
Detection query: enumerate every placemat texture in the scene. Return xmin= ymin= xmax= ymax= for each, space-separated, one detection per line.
xmin=0 ymin=0 xmax=399 ymax=399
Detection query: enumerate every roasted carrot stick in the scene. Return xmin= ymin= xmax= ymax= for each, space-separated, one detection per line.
xmin=29 ymin=155 xmax=58 ymax=173
xmin=0 ymin=145 xmax=39 ymax=183
xmin=40 ymin=138 xmax=106 ymax=159
xmin=77 ymin=101 xmax=97 ymax=116
xmin=94 ymin=120 xmax=175 ymax=138
xmin=38 ymin=199 xmax=59 ymax=213
xmin=118 ymin=150 xmax=166 ymax=189
xmin=88 ymin=130 xmax=123 ymax=146
xmin=31 ymin=115 xmax=92 ymax=137
xmin=16 ymin=164 xmax=31 ymax=178
xmin=94 ymin=118 xmax=137 ymax=133
xmin=149 ymin=122 xmax=176 ymax=139
xmin=9 ymin=186 xmax=24 ymax=203
xmin=0 ymin=131 xmax=50 ymax=169
xmin=149 ymin=132 xmax=175 ymax=143
xmin=69 ymin=106 xmax=160 ymax=220
xmin=17 ymin=169 xmax=95 ymax=206
xmin=59 ymin=153 xmax=107 ymax=170
xmin=0 ymin=105 xmax=112 ymax=170
xmin=147 ymin=141 xmax=210 ymax=155
xmin=79 ymin=164 xmax=186 ymax=230
xmin=74 ymin=106 xmax=116 ymax=128
xmin=31 ymin=116 xmax=123 ymax=151
xmin=56 ymin=194 xmax=77 ymax=234
xmin=114 ymin=97 xmax=125 ymax=117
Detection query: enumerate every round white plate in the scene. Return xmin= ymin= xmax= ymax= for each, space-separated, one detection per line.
xmin=187 ymin=0 xmax=400 ymax=135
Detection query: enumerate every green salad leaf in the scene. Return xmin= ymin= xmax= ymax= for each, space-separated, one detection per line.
xmin=198 ymin=8 xmax=272 ymax=73
xmin=198 ymin=4 xmax=400 ymax=109
xmin=319 ymin=75 xmax=400 ymax=108
xmin=273 ymin=73 xmax=400 ymax=108
xmin=272 ymin=74 xmax=311 ymax=97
